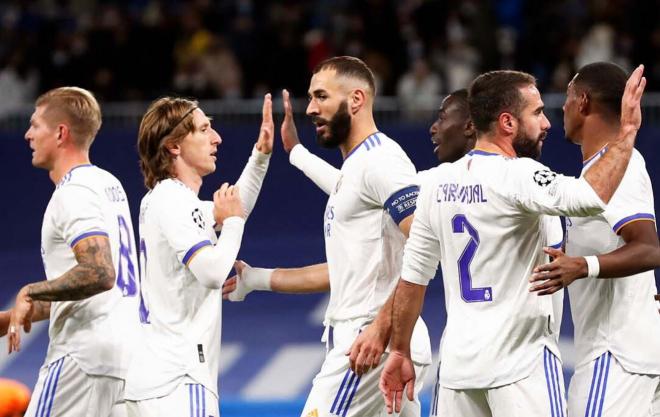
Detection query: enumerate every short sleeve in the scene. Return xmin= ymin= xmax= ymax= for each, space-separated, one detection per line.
xmin=54 ymin=185 xmax=109 ymax=248
xmin=542 ymin=215 xmax=564 ymax=249
xmin=362 ymin=150 xmax=419 ymax=224
xmin=507 ymin=158 xmax=605 ymax=217
xmin=157 ymin=188 xmax=213 ymax=266
xmin=401 ymin=171 xmax=442 ymax=286
xmin=602 ymin=152 xmax=656 ymax=234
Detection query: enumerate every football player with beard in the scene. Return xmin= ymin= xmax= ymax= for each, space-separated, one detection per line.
xmin=224 ymin=56 xmax=433 ymax=417
xmin=380 ymin=67 xmax=646 ymax=417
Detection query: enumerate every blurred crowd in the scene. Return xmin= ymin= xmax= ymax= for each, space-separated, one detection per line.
xmin=1 ymin=0 xmax=659 ymax=117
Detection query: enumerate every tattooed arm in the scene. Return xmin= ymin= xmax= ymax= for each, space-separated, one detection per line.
xmin=7 ymin=236 xmax=115 ymax=352
xmin=27 ymin=236 xmax=116 ymax=301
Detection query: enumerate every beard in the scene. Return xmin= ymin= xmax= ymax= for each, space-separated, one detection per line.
xmin=513 ymin=127 xmax=546 ymax=160
xmin=313 ymin=101 xmax=352 ymax=149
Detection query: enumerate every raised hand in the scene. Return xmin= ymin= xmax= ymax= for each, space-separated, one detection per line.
xmin=620 ymin=65 xmax=646 ymax=135
xmin=255 ymin=93 xmax=274 ymax=154
xmin=347 ymin=320 xmax=390 ymax=376
xmin=529 ymin=247 xmax=587 ymax=295
xmin=379 ymin=351 xmax=416 ymax=414
xmin=213 ymin=183 xmax=245 ymax=226
xmin=281 ymin=89 xmax=301 ymax=153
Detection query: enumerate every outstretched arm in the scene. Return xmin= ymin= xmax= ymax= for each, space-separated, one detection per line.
xmin=223 ymin=261 xmax=329 ymax=301
xmin=583 ymin=65 xmax=646 ymax=204
xmin=8 ymin=235 xmax=114 ymax=352
xmin=236 ymin=93 xmax=273 ymax=218
xmin=282 ymin=89 xmax=341 ymax=195
xmin=530 ymin=221 xmax=660 ymax=295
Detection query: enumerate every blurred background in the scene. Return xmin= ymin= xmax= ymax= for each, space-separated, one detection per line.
xmin=0 ymin=1 xmax=659 ymax=416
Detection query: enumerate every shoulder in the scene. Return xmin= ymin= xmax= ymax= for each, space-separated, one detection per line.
xmin=363 ymin=133 xmax=414 ymax=170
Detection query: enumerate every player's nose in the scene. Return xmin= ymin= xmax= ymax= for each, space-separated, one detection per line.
xmin=306 ymin=100 xmax=319 ymax=116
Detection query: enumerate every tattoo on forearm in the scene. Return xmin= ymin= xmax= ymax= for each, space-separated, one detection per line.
xmin=28 ymin=237 xmax=115 ymax=301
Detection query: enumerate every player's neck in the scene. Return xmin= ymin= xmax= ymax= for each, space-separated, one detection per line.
xmin=340 ymin=118 xmax=378 ymax=159
xmin=474 ymin=135 xmax=517 ymax=157
xmin=174 ymin=169 xmax=202 ymax=194
xmin=49 ymin=152 xmax=91 ymax=184
xmin=580 ymin=118 xmax=618 ymax=162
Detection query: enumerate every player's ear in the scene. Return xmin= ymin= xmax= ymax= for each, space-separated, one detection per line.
xmin=464 ymin=120 xmax=476 ymax=139
xmin=578 ymin=91 xmax=590 ymax=116
xmin=349 ymin=89 xmax=366 ymax=115
xmin=498 ymin=112 xmax=517 ymax=135
xmin=56 ymin=124 xmax=70 ymax=147
xmin=165 ymin=140 xmax=181 ymax=157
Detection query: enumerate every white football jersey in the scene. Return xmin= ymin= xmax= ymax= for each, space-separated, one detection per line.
xmin=566 ymin=147 xmax=660 ymax=374
xmin=401 ymin=150 xmax=605 ymax=389
xmin=324 ymin=133 xmax=417 ymax=322
xmin=323 ymin=132 xmax=431 ymax=364
xmin=125 ymin=178 xmax=226 ymax=400
xmin=41 ymin=164 xmax=139 ymax=379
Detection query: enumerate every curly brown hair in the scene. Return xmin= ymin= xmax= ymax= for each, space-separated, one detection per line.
xmin=137 ymin=97 xmax=198 ymax=189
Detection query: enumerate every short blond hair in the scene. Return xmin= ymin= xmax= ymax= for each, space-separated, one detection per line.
xmin=36 ymin=87 xmax=102 ymax=150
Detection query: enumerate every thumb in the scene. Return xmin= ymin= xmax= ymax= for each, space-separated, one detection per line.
xmin=406 ymin=379 xmax=415 ymax=402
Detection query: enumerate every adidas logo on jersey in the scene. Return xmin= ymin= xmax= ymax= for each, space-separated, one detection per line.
xmin=305 ymin=409 xmax=319 ymax=417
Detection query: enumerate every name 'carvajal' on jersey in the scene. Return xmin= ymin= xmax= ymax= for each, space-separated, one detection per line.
xmin=435 ymin=182 xmax=488 ymax=204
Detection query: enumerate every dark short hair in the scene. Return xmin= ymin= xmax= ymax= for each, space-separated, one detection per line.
xmin=573 ymin=62 xmax=627 ymax=119
xmin=138 ymin=97 xmax=198 ymax=189
xmin=313 ymin=56 xmax=376 ymax=96
xmin=468 ymin=70 xmax=536 ymax=133
xmin=449 ymin=88 xmax=469 ymax=115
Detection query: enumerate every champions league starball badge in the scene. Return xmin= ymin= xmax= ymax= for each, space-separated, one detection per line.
xmin=191 ymin=208 xmax=206 ymax=230
xmin=533 ymin=169 xmax=557 ymax=187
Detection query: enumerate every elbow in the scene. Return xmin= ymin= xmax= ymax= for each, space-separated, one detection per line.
xmin=201 ymin=278 xmax=224 ymax=290
xmin=95 ymin=265 xmax=116 ymax=293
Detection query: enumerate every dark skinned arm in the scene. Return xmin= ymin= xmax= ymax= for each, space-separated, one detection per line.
xmin=530 ymin=220 xmax=660 ymax=295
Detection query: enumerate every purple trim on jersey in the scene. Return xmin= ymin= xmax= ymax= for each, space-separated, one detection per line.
xmin=432 ymin=363 xmax=440 ymax=416
xmin=549 ymin=241 xmax=563 ymax=249
xmin=196 ymin=384 xmax=201 ymax=417
xmin=587 ymin=352 xmax=612 ymax=417
xmin=344 ymin=131 xmax=381 ymax=160
xmin=544 ymin=349 xmax=558 ymax=417
xmin=582 ymin=146 xmax=608 ymax=167
xmin=44 ymin=357 xmax=64 ymax=417
xmin=385 ymin=185 xmax=420 ymax=225
xmin=552 ymin=354 xmax=565 ymax=417
xmin=335 ymin=372 xmax=357 ymax=416
xmin=189 ymin=384 xmax=194 ymax=417
xmin=330 ymin=369 xmax=351 ymax=414
xmin=182 ymin=240 xmax=213 ymax=265
xmin=202 ymin=384 xmax=206 ymax=417
xmin=595 ymin=353 xmax=612 ymax=417
xmin=468 ymin=149 xmax=500 ymax=156
xmin=342 ymin=375 xmax=362 ymax=417
xmin=584 ymin=354 xmax=602 ymax=417
xmin=612 ymin=213 xmax=655 ymax=234
xmin=36 ymin=359 xmax=58 ymax=417
xmin=70 ymin=231 xmax=109 ymax=248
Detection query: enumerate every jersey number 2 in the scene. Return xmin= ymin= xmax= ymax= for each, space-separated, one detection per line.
xmin=452 ymin=214 xmax=493 ymax=303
